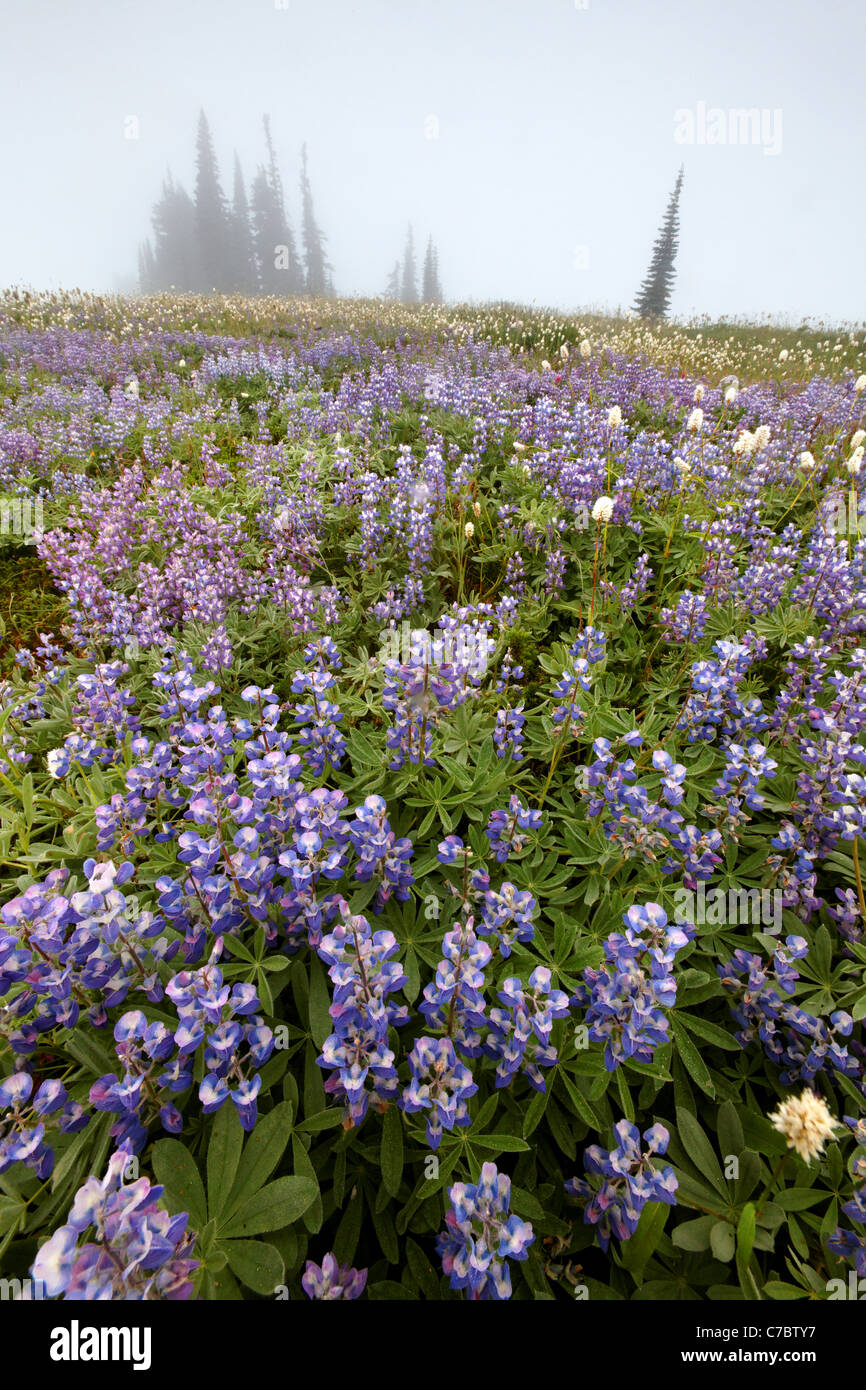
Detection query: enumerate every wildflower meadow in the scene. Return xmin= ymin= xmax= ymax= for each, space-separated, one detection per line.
xmin=1 ymin=288 xmax=865 ymax=1312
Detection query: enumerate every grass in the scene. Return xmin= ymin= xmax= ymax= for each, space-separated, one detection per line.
xmin=0 ymin=542 xmax=67 ymax=677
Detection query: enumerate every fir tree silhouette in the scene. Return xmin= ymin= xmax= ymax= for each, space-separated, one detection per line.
xmin=632 ymin=167 xmax=684 ymax=320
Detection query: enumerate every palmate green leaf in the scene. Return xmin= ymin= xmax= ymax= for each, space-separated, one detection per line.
xmin=307 ymin=954 xmax=333 ymax=1047
xmin=223 ymin=1238 xmax=285 ymax=1295
xmin=220 ymin=1101 xmax=294 ymax=1219
xmin=370 ymin=1198 xmax=400 ymax=1263
xmin=716 ymin=1100 xmax=744 ymax=1160
xmin=675 ymin=1106 xmax=729 ymax=1199
xmin=380 ymin=1103 xmax=404 ymax=1198
xmin=470 ymin=1133 xmax=531 ymax=1153
xmin=618 ymin=1199 xmax=670 ymax=1280
xmin=218 ymin=1175 xmax=319 ymax=1238
xmin=332 ymin=1184 xmax=365 ymax=1266
xmin=207 ymin=1100 xmax=245 ymax=1221
xmin=151 ymin=1138 xmax=208 ymax=1230
xmin=292 ymin=1134 xmax=323 ymax=1234
xmin=367 ymin=1280 xmax=417 ymax=1300
xmin=773 ymin=1187 xmax=827 ymax=1212
xmin=670 ymin=1015 xmax=716 ymax=1098
xmin=675 ymin=1011 xmax=741 ymax=1051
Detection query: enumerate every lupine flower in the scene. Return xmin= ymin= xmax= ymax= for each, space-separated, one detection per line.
xmin=32 ymin=1140 xmax=199 ymax=1300
xmin=400 ymin=1036 xmax=477 ymax=1148
xmin=437 ymin=1162 xmax=534 ymax=1299
xmin=302 ymin=1252 xmax=367 ymax=1300
xmin=573 ymin=903 xmax=695 ymax=1071
xmin=565 ymin=1121 xmax=678 ymax=1252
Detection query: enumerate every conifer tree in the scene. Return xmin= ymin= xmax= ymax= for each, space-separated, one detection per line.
xmin=632 ymin=167 xmax=684 ymax=320
xmin=422 ymin=236 xmax=443 ymax=302
xmin=400 ymin=225 xmax=418 ymax=303
xmin=258 ymin=115 xmax=302 ymax=295
xmin=229 ymin=154 xmax=257 ymax=293
xmin=193 ymin=110 xmax=231 ymax=293
xmin=147 ymin=173 xmax=197 ymax=291
xmin=385 ymin=260 xmax=401 ymax=299
xmin=299 ymin=144 xmax=332 ymax=296
xmin=138 ymin=239 xmax=157 ymax=293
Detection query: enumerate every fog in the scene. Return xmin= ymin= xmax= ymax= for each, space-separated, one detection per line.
xmin=0 ymin=0 xmax=862 ymax=322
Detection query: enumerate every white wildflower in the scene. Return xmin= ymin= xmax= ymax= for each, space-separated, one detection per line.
xmin=769 ymin=1089 xmax=837 ymax=1164
xmin=591 ymin=496 xmax=614 ymax=524
xmin=686 ymin=407 xmax=703 ymax=432
xmin=753 ymin=425 xmax=771 ymax=451
xmin=607 ymin=405 xmax=622 ymax=429
xmin=464 ymin=521 xmax=475 ymax=540
xmin=733 ymin=430 xmax=756 ymax=457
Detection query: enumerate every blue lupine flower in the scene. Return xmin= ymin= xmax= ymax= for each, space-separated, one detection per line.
xmin=302 ymin=1252 xmax=366 ymax=1300
xmin=437 ymin=1162 xmax=534 ymax=1300
xmin=565 ymin=1120 xmax=678 ymax=1251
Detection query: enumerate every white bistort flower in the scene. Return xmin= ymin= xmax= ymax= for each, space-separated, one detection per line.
xmin=733 ymin=430 xmax=756 ymax=458
xmin=855 ymin=374 xmax=866 ymax=392
xmin=753 ymin=425 xmax=771 ymax=451
xmin=846 ymin=446 xmax=864 ymax=475
xmin=591 ymin=496 xmax=614 ymax=524
xmin=607 ymin=405 xmax=622 ymax=429
xmin=694 ymin=384 xmax=705 ymax=403
xmin=686 ymin=407 xmax=703 ymax=432
xmin=579 ymin=339 xmax=591 ymax=359
xmin=769 ymin=1089 xmax=837 ymax=1163
xmin=724 ymin=385 xmax=738 ymax=404
xmin=851 ymin=429 xmax=865 ymax=449
xmin=799 ymin=451 xmax=816 ymax=469
xmin=464 ymin=521 xmax=475 ymax=540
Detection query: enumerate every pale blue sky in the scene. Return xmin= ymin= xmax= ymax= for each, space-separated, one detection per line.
xmin=0 ymin=0 xmax=862 ymax=322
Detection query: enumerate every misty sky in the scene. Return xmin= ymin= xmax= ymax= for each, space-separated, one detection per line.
xmin=1 ymin=0 xmax=863 ymax=324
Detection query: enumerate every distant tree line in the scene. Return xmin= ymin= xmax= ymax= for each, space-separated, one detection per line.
xmin=139 ymin=110 xmax=446 ymax=303
xmin=385 ymin=225 xmax=444 ymax=303
xmin=139 ymin=111 xmax=333 ymax=297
